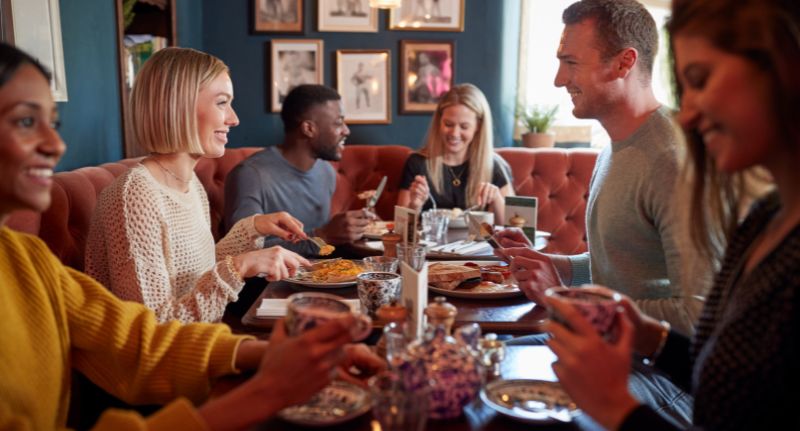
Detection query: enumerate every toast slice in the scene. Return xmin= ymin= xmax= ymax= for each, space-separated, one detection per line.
xmin=428 ymin=263 xmax=481 ymax=290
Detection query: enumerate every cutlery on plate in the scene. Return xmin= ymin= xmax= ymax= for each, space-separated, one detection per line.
xmin=365 ymin=175 xmax=388 ymax=212
xmin=511 ymin=398 xmax=572 ymax=422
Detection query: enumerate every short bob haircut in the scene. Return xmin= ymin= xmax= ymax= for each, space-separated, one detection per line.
xmin=130 ymin=47 xmax=229 ymax=155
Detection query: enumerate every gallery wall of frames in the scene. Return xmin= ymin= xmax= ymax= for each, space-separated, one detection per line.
xmin=200 ymin=0 xmax=520 ymax=150
xmin=49 ymin=0 xmax=518 ymax=171
xmin=256 ymin=0 xmax=464 ymax=123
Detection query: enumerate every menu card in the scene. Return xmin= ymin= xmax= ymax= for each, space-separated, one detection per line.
xmin=394 ymin=205 xmax=419 ymax=246
xmin=400 ymin=260 xmax=428 ymax=338
xmin=505 ymin=196 xmax=538 ymax=243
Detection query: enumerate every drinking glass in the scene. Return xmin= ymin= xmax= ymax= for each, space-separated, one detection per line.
xmin=421 ymin=209 xmax=450 ymax=244
xmin=363 ymin=256 xmax=399 ymax=272
xmin=396 ymin=243 xmax=426 ymax=271
xmin=369 ymin=372 xmax=430 ymax=431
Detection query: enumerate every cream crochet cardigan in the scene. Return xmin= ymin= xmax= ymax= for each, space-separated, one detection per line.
xmin=86 ymin=164 xmax=264 ymax=323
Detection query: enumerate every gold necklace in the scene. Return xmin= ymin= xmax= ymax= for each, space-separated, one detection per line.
xmin=152 ymin=157 xmax=191 ymax=185
xmin=447 ymin=164 xmax=466 ymax=187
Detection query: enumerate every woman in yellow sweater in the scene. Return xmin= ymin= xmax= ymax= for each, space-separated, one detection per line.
xmin=0 ymin=43 xmax=382 ymax=429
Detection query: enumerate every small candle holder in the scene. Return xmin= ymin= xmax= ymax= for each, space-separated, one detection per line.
xmin=478 ymin=333 xmax=506 ymax=381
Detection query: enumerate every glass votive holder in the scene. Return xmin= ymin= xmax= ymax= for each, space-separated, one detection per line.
xmin=363 ymin=255 xmax=399 ymax=273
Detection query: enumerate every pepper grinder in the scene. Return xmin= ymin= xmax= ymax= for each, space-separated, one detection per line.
xmin=424 ymin=296 xmax=457 ymax=335
xmin=381 ymin=223 xmax=401 ymax=259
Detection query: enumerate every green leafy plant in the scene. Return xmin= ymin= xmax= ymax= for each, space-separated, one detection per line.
xmin=517 ymin=104 xmax=559 ymax=134
xmin=123 ymin=0 xmax=137 ymax=29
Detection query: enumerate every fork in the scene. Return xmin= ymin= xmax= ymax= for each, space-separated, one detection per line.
xmin=310 ymin=236 xmax=334 ymax=256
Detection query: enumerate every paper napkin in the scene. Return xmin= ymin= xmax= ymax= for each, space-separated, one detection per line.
xmin=256 ymin=298 xmax=360 ymax=318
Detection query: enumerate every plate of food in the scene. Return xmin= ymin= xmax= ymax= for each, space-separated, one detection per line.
xmin=426 ymin=261 xmax=522 ymax=299
xmin=284 ymin=259 xmax=364 ymax=288
xmin=480 ymin=379 xmax=580 ymax=424
xmin=363 ymin=220 xmax=391 ymax=240
xmin=278 ymin=380 xmax=372 ymax=427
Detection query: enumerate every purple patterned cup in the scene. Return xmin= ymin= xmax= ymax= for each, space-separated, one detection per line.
xmin=545 ymin=285 xmax=622 ymax=341
xmin=286 ymin=292 xmax=372 ymax=341
xmin=357 ymin=271 xmax=402 ymax=318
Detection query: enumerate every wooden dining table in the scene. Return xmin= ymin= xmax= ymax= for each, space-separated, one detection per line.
xmin=341 ymin=226 xmax=549 ymax=260
xmin=239 ymin=277 xmax=549 ymax=336
xmin=242 ymin=345 xmax=604 ymax=431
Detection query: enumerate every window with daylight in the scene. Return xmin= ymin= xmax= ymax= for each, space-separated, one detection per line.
xmin=515 ymin=0 xmax=673 ymax=148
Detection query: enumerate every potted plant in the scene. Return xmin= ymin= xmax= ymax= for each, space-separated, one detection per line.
xmin=517 ymin=104 xmax=558 ymax=148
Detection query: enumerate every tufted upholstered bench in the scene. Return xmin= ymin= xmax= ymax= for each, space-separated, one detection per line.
xmin=7 ymin=145 xmax=597 ymax=270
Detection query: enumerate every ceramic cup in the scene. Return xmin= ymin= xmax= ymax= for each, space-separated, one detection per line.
xmin=285 ymin=292 xmax=372 ymax=341
xmin=363 ymin=256 xmax=399 ymax=273
xmin=544 ymin=285 xmax=622 ymax=342
xmin=357 ymin=272 xmax=402 ymax=318
xmin=465 ymin=211 xmax=495 ymax=238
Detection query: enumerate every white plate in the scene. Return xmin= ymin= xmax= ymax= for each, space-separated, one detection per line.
xmin=449 ymin=216 xmax=468 ymax=229
xmin=283 ymin=279 xmax=357 ymax=289
xmin=480 ymin=379 xmax=580 ymax=424
xmin=363 ymin=240 xmax=435 ymax=251
xmin=279 ymin=380 xmax=372 ymax=427
xmin=426 ymin=261 xmax=523 ymax=299
xmin=363 ymin=220 xmax=391 ymax=240
xmin=283 ymin=260 xmax=362 ymax=288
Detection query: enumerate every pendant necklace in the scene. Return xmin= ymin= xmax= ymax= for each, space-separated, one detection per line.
xmin=447 ymin=164 xmax=466 ymax=187
xmin=152 ymin=157 xmax=191 ymax=185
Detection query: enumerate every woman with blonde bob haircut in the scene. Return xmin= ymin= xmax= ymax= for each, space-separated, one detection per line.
xmin=398 ymin=83 xmax=513 ymax=222
xmin=130 ymin=46 xmax=228 ymax=155
xmin=87 ymin=47 xmax=312 ymax=323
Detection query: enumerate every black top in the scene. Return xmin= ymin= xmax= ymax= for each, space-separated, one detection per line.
xmin=621 ymin=192 xmax=800 ymax=430
xmin=398 ymin=153 xmax=512 ymax=211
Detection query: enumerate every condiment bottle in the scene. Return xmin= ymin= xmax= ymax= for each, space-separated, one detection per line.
xmin=424 ymin=296 xmax=457 ymax=335
xmin=381 ymin=223 xmax=402 ymax=258
xmin=375 ymin=300 xmax=409 ymax=360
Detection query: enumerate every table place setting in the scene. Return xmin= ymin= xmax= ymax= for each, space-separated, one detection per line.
xmin=255 ymin=297 xmax=361 ymax=318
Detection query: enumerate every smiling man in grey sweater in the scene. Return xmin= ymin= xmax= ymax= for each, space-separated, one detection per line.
xmin=500 ymin=0 xmax=698 ymax=336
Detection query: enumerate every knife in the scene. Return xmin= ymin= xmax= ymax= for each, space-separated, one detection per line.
xmin=366 ymin=175 xmax=388 ymax=210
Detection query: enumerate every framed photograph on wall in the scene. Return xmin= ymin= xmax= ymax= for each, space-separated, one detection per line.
xmin=2 ymin=0 xmax=68 ymax=100
xmin=254 ymin=0 xmax=303 ymax=33
xmin=318 ymin=0 xmax=377 ymax=32
xmin=389 ymin=0 xmax=465 ymax=32
xmin=336 ymin=49 xmax=391 ymax=124
xmin=270 ymin=39 xmax=323 ymax=112
xmin=400 ymin=40 xmax=454 ymax=113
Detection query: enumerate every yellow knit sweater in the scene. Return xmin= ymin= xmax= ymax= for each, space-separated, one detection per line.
xmin=0 ymin=227 xmax=251 ymax=430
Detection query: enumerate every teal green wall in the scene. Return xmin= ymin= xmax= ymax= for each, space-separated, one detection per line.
xmin=202 ymin=0 xmax=521 ymax=149
xmin=56 ymin=0 xmax=122 ymax=171
xmin=53 ymin=0 xmax=519 ymax=170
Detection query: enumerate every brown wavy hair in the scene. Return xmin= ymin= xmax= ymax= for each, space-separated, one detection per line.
xmin=668 ymin=0 xmax=800 ymax=260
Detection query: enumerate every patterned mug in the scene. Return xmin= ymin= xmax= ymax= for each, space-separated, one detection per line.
xmin=357 ymin=272 xmax=402 ymax=318
xmin=545 ymin=285 xmax=622 ymax=341
xmin=286 ymin=292 xmax=372 ymax=341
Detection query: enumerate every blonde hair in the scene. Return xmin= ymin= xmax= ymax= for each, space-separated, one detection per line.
xmin=421 ymin=83 xmax=495 ymax=207
xmin=130 ymin=47 xmax=229 ymax=155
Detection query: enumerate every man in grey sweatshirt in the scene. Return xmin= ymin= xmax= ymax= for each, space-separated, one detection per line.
xmin=501 ymin=0 xmax=697 ymax=335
